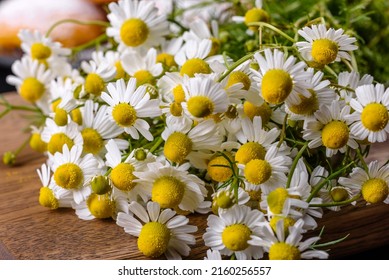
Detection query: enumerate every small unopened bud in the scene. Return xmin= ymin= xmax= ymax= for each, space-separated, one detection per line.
xmin=3 ymin=151 xmax=16 ymax=166
xmin=135 ymin=149 xmax=147 ymax=161
xmin=91 ymin=175 xmax=111 ymax=195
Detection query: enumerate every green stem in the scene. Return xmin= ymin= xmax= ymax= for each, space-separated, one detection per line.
xmin=0 ymin=108 xmax=11 ymax=119
xmin=71 ymin=34 xmax=108 ymax=54
xmin=356 ymin=147 xmax=369 ymax=172
xmin=324 ymin=65 xmax=338 ymax=78
xmin=217 ymin=52 xmax=255 ymax=83
xmin=309 ymin=193 xmax=361 ymax=207
xmin=248 ymin=22 xmax=296 ymax=43
xmin=46 ymin=19 xmax=109 ymax=38
xmin=286 ymin=142 xmax=308 ymax=188
xmin=149 ymin=137 xmax=164 ymax=154
xmin=277 ymin=113 xmax=288 ymax=148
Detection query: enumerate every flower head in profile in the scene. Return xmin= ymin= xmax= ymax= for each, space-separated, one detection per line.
xmin=117 ymin=201 xmax=197 ymax=259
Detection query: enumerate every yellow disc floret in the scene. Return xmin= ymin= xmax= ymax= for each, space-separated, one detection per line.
xmin=269 ymin=216 xmax=295 ymax=234
xmin=180 ymin=58 xmax=211 ymax=77
xmin=169 ymin=102 xmax=183 ymax=117
xmin=226 ymin=71 xmax=251 ymax=90
xmin=288 ymin=90 xmax=319 ymax=115
xmin=187 ymin=96 xmax=214 ymax=118
xmin=244 ymin=8 xmax=270 ymax=31
xmin=39 ymin=187 xmax=59 ymax=209
xmin=164 ymin=132 xmax=193 ymax=164
xmin=112 ymin=103 xmax=137 ymax=127
xmin=261 ymin=69 xmax=293 ymax=104
xmin=31 ymin=43 xmax=51 ymax=60
xmin=311 ymin=39 xmax=339 ymax=65
xmin=235 ymin=142 xmax=266 ymax=165
xmin=173 ymin=85 xmax=186 ymax=103
xmin=361 ymin=178 xmax=388 ymax=204
xmin=321 ymin=120 xmax=349 ymax=149
xmin=120 ymin=18 xmax=149 ymax=47
xmin=115 ymin=61 xmax=126 ymax=80
xmin=244 ymin=159 xmax=272 ymax=185
xmin=207 ymin=153 xmax=235 ymax=182
xmin=157 ymin=53 xmax=177 ymax=68
xmin=20 ymin=77 xmax=45 ymax=103
xmin=222 ymin=224 xmax=252 ymax=251
xmin=212 ymin=190 xmax=235 ymax=214
xmin=330 ymin=187 xmax=349 ymax=202
xmin=70 ymin=108 xmax=83 ymax=125
xmin=81 ymin=128 xmax=104 ymax=155
xmin=243 ymin=101 xmax=272 ymax=123
xmin=90 ymin=175 xmax=111 ymax=195
xmin=269 ymin=242 xmax=301 ymax=260
xmin=30 ymin=133 xmax=47 ymax=153
xmin=87 ymin=193 xmax=115 ymax=219
xmin=267 ymin=187 xmax=288 ymax=214
xmin=133 ymin=70 xmax=155 ymax=86
xmin=47 ymin=133 xmax=74 ymax=155
xmin=110 ymin=162 xmax=136 ymax=191
xmin=54 ymin=108 xmax=68 ymax=126
xmin=361 ymin=103 xmax=389 ymax=132
xmin=138 ymin=221 xmax=171 ymax=258
xmin=209 ymin=37 xmax=221 ymax=56
xmin=152 ymin=176 xmax=185 ymax=208
xmin=85 ymin=73 xmax=105 ymax=96
xmin=54 ymin=163 xmax=84 ymax=189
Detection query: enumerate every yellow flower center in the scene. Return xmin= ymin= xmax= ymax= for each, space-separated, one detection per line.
xmin=164 ymin=132 xmax=193 ymax=164
xmin=20 ymin=77 xmax=45 ymax=103
xmin=173 ymin=84 xmax=185 ymax=103
xmin=54 ymin=163 xmax=84 ymax=189
xmin=361 ymin=178 xmax=388 ymax=204
xmin=269 ymin=216 xmax=295 ymax=234
xmin=157 ymin=53 xmax=177 ymax=68
xmin=207 ymin=153 xmax=235 ymax=182
xmin=112 ymin=103 xmax=137 ymax=127
xmin=133 ymin=70 xmax=155 ymax=86
xmin=90 ymin=175 xmax=111 ymax=195
xmin=244 ymin=8 xmax=270 ymax=31
xmin=29 ymin=133 xmax=47 ymax=153
xmin=187 ymin=96 xmax=214 ymax=118
xmin=288 ymin=89 xmax=319 ymax=115
xmin=244 ymin=159 xmax=272 ymax=185
xmin=47 ymin=133 xmax=74 ymax=155
xmin=87 ymin=193 xmax=115 ymax=219
xmin=85 ymin=73 xmax=105 ymax=96
xmin=134 ymin=149 xmax=147 ymax=161
xmin=81 ymin=128 xmax=104 ymax=155
xmin=235 ymin=142 xmax=266 ymax=165
xmin=120 ymin=18 xmax=149 ymax=47
xmin=226 ymin=71 xmax=251 ymax=90
xmin=212 ymin=190 xmax=235 ymax=214
xmin=70 ymin=108 xmax=83 ymax=125
xmin=361 ymin=103 xmax=389 ymax=132
xmin=330 ymin=187 xmax=349 ymax=202
xmin=261 ymin=69 xmax=293 ymax=105
xmin=138 ymin=222 xmax=171 ymax=258
xmin=54 ymin=108 xmax=68 ymax=126
xmin=31 ymin=43 xmax=52 ymax=60
xmin=169 ymin=101 xmax=183 ymax=117
xmin=51 ymin=98 xmax=61 ymax=112
xmin=247 ymin=188 xmax=261 ymax=202
xmin=115 ymin=61 xmax=126 ymax=80
xmin=222 ymin=224 xmax=252 ymax=251
xmin=267 ymin=187 xmax=288 ymax=214
xmin=209 ymin=37 xmax=221 ymax=56
xmin=110 ymin=162 xmax=136 ymax=191
xmin=269 ymin=242 xmax=301 ymax=260
xmin=321 ymin=120 xmax=349 ymax=149
xmin=180 ymin=58 xmax=211 ymax=77
xmin=38 ymin=187 xmax=59 ymax=209
xmin=152 ymin=176 xmax=185 ymax=208
xmin=311 ymin=39 xmax=339 ymax=65
xmin=243 ymin=101 xmax=272 ymax=123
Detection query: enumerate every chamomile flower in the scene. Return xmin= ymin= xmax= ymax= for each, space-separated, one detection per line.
xmin=49 ymin=145 xmax=102 ymax=204
xmin=101 ymin=78 xmax=161 ymax=141
xmin=6 ymin=56 xmax=52 ymax=106
xmin=81 ymin=59 xmax=116 ymax=97
xmin=248 ymin=219 xmax=329 ymax=259
xmin=157 ymin=38 xmax=183 ymax=70
xmin=37 ymin=163 xmax=72 ymax=209
xmin=181 ymin=75 xmax=229 ymax=120
xmin=73 ymin=188 xmax=128 ymax=220
xmin=296 ymin=24 xmax=358 ymax=66
xmin=29 ymin=125 xmax=47 ymax=153
xmin=106 ymin=0 xmax=169 ymax=50
xmin=337 ymin=71 xmax=373 ymax=104
xmin=116 ymin=201 xmax=197 ymax=259
xmin=162 ymin=118 xmax=222 ymax=169
xmin=49 ymin=86 xmax=78 ymax=127
xmin=303 ymin=100 xmax=358 ymax=157
xmin=121 ymin=48 xmax=163 ymax=87
xmin=203 ymin=204 xmax=265 ymax=260
xmin=41 ymin=119 xmax=83 ymax=155
xmin=211 ymin=185 xmax=250 ymax=215
xmin=346 ymin=84 xmax=389 ymax=143
xmin=133 ymin=161 xmax=207 ymax=212
xmin=92 ymin=50 xmax=127 ymax=80
xmin=233 ymin=0 xmax=269 ymax=32
xmin=251 ymin=48 xmax=312 ymax=106
xmin=338 ymin=160 xmax=389 ymax=204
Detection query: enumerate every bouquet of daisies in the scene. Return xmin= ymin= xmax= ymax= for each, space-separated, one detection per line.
xmin=2 ymin=0 xmax=389 ymax=260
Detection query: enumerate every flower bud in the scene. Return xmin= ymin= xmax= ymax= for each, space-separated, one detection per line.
xmin=3 ymin=151 xmax=16 ymax=166
xmin=90 ymin=175 xmax=111 ymax=195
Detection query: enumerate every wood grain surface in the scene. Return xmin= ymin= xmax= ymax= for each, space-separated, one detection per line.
xmin=0 ymin=92 xmax=388 ymax=260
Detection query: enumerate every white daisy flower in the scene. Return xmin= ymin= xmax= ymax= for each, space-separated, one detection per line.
xmin=211 ymin=185 xmax=250 ymax=215
xmin=251 ymin=48 xmax=312 ymax=106
xmin=337 ymin=71 xmax=373 ymax=104
xmin=116 ymin=201 xmax=197 ymax=259
xmin=157 ymin=37 xmax=184 ymax=70
xmin=339 ymin=160 xmax=389 ymax=204
xmin=248 ymin=219 xmax=329 ymax=260
xmin=303 ymin=100 xmax=359 ymax=157
xmin=91 ymin=50 xmax=127 ymax=80
xmin=49 ymin=145 xmax=102 ymax=204
xmin=106 ymin=0 xmax=169 ymax=50
xmin=101 ymin=78 xmax=162 ymax=141
xmin=296 ymin=23 xmax=358 ymax=66
xmin=346 ymin=84 xmax=389 ymax=143
xmin=181 ymin=75 xmax=229 ymax=120
xmin=162 ymin=117 xmax=223 ymax=169
xmin=41 ymin=118 xmax=83 ymax=155
xmin=37 ymin=163 xmax=73 ymax=209
xmin=81 ymin=58 xmax=116 ymax=97
xmin=49 ymin=85 xmax=79 ymax=127
xmin=203 ymin=204 xmax=265 ymax=260
xmin=29 ymin=125 xmax=48 ymax=154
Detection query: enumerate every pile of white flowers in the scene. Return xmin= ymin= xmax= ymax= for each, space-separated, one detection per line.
xmin=3 ymin=0 xmax=389 ymax=260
